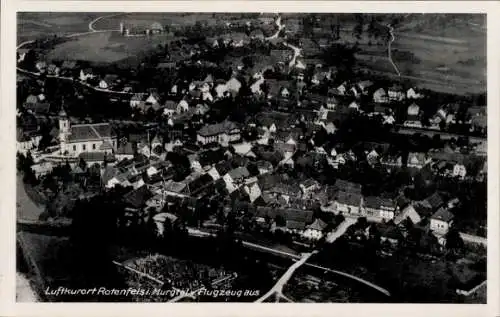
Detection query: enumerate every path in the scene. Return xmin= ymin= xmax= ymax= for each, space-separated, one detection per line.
xmin=255 ymin=251 xmax=317 ymax=303
xmin=386 ymin=24 xmax=401 ymax=76
xmin=88 ymin=13 xmax=125 ymax=32
xmin=326 ymin=217 xmax=357 ymax=243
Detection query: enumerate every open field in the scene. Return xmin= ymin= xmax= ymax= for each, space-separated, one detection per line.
xmin=17 ymin=12 xmax=104 ymax=43
xmin=45 ymin=31 xmax=173 ymax=65
xmin=91 ymin=13 xmax=250 ymax=31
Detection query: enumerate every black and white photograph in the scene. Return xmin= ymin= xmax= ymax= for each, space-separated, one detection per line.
xmin=8 ymin=5 xmax=496 ymax=309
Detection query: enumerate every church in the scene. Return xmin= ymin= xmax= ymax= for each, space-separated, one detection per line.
xmin=58 ymin=108 xmax=117 ymax=157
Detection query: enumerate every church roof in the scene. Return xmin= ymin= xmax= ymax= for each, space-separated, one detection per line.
xmin=67 ymin=123 xmax=116 ymax=143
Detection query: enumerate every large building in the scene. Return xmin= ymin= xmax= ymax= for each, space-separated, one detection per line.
xmin=196 ymin=121 xmax=241 ymax=146
xmin=59 ymin=108 xmax=117 ymax=157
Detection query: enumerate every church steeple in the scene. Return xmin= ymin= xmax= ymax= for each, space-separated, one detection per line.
xmin=59 ymin=99 xmax=70 ymax=143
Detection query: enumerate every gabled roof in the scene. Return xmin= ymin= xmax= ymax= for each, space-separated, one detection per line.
xmin=431 ymin=207 xmax=454 ymax=223
xmin=334 ymin=179 xmax=362 ymax=193
xmin=364 ymin=196 xmax=395 ymax=210
xmin=307 ymin=218 xmax=328 ymax=231
xmin=227 ymin=167 xmax=250 ymax=180
xmin=68 ymin=123 xmax=116 ymax=143
xmin=336 ymin=191 xmax=362 ymax=206
xmin=424 ymin=192 xmax=444 ymax=210
xmin=123 ymin=186 xmax=153 ymax=209
xmin=198 ymin=121 xmax=239 ymax=137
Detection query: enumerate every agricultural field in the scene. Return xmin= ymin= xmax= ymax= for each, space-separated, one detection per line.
xmin=90 ymin=13 xmax=252 ymax=32
xmin=17 ymin=12 xmax=103 ymax=43
xmin=45 ymin=31 xmax=174 ymax=65
xmin=361 ymin=14 xmax=486 ymax=95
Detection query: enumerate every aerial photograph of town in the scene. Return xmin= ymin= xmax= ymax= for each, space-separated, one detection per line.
xmin=15 ymin=12 xmax=487 ymax=303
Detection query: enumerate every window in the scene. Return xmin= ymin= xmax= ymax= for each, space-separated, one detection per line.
xmin=82 ymin=144 xmax=86 ymax=151
xmin=73 ymin=145 xmax=76 ymax=151
xmin=92 ymin=143 xmax=96 ymax=150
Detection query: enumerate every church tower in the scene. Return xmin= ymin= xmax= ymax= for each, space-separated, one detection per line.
xmin=120 ymin=22 xmax=124 ymax=35
xmin=58 ymin=106 xmax=70 ymax=146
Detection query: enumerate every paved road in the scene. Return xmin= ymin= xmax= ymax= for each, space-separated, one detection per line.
xmin=255 ymin=251 xmax=317 ymax=303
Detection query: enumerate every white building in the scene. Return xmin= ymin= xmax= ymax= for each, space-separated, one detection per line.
xmin=58 ymin=108 xmax=117 ymax=157
xmin=430 ymin=207 xmax=454 ymax=235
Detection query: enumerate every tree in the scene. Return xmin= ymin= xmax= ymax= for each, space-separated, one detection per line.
xmin=445 ymin=228 xmax=464 ymax=258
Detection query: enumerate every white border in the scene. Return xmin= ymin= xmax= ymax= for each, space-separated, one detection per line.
xmin=1 ymin=2 xmax=499 ymax=317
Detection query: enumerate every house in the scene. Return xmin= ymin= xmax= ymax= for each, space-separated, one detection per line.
xmin=388 ymin=85 xmax=405 ymax=101
xmin=373 ymin=88 xmax=388 ymax=104
xmin=357 ymin=80 xmax=374 ymax=94
xmin=223 ymin=167 xmax=250 ymax=193
xmin=79 ymin=68 xmax=95 ymax=81
xmin=407 ymin=152 xmax=429 ymax=169
xmin=363 ymin=196 xmax=397 ymax=220
xmin=333 ymin=179 xmax=362 ymax=194
xmin=421 ymin=192 xmax=444 ymax=212
xmin=152 ymin=212 xmax=178 ymax=236
xmin=393 ymin=204 xmax=422 ymax=225
xmin=47 ymin=64 xmax=60 ymax=76
xmin=130 ymin=93 xmax=146 ymax=108
xmin=35 ymin=61 xmax=47 ymax=73
xmin=335 ymin=191 xmax=363 ymax=214
xmin=379 ymin=222 xmax=404 ymax=247
xmin=226 ymin=77 xmax=242 ymax=97
xmin=145 ymin=92 xmax=161 ymax=107
xmin=163 ymin=100 xmax=177 ymax=116
xmin=430 ymin=207 xmax=454 ymax=235
xmin=243 ymin=182 xmax=262 ymax=203
xmin=302 ymin=218 xmax=328 ymax=240
xmin=99 ymin=75 xmax=119 ymax=90
xmin=116 ymin=142 xmax=135 ymax=161
xmin=58 ymin=109 xmax=117 ymax=157
xmin=300 ymin=178 xmax=320 ymax=197
xmin=406 ymin=87 xmax=423 ymax=99
xmin=256 ymin=160 xmax=273 ymax=175
xmin=123 ymin=186 xmax=153 ymax=212
xmin=31 ymin=161 xmax=54 ymax=178
xmin=197 ymin=121 xmax=241 ymax=146
xmin=404 ymin=103 xmax=422 ymax=128
xmin=177 ymin=99 xmax=189 ymax=113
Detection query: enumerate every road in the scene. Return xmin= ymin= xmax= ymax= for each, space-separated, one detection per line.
xmin=386 ymin=24 xmax=401 ymax=76
xmin=88 ymin=13 xmax=125 ymax=32
xmin=264 ymin=15 xmax=285 ymax=41
xmin=326 ymin=217 xmax=357 ymax=243
xmin=255 ymin=251 xmax=317 ymax=303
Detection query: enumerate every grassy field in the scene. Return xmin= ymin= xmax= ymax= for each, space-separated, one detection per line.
xmin=17 ymin=12 xmax=104 ymax=43
xmin=46 ymin=31 xmax=173 ymax=64
xmin=91 ymin=13 xmax=239 ymax=31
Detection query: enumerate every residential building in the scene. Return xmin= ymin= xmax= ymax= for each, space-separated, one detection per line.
xmin=197 ymin=121 xmax=241 ymax=146
xmin=302 ymin=218 xmax=328 ymax=240
xmin=363 ymin=196 xmax=397 ymax=220
xmin=430 ymin=207 xmax=454 ymax=235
